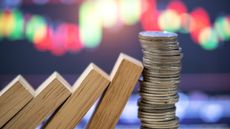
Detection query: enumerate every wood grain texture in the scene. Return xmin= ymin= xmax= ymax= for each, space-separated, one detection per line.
xmin=3 ymin=72 xmax=71 ymax=129
xmin=44 ymin=63 xmax=110 ymax=129
xmin=86 ymin=53 xmax=143 ymax=129
xmin=0 ymin=76 xmax=34 ymax=128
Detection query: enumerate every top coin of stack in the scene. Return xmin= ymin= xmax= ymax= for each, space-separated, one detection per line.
xmin=138 ymin=31 xmax=183 ymax=129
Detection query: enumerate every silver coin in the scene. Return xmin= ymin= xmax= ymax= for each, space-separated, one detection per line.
xmin=140 ymin=95 xmax=179 ymax=103
xmin=142 ymin=47 xmax=182 ymax=55
xmin=142 ymin=117 xmax=179 ymax=124
xmin=142 ymin=70 xmax=181 ymax=76
xmin=138 ymin=31 xmax=181 ymax=129
xmin=139 ymin=87 xmax=178 ymax=93
xmin=141 ymin=125 xmax=178 ymax=129
xmin=139 ymin=38 xmax=178 ymax=44
xmin=143 ymin=62 xmax=181 ymax=67
xmin=140 ymin=85 xmax=178 ymax=92
xmin=138 ymin=99 xmax=175 ymax=108
xmin=143 ymin=79 xmax=180 ymax=85
xmin=141 ymin=43 xmax=180 ymax=50
xmin=143 ymin=58 xmax=181 ymax=65
xmin=139 ymin=91 xmax=177 ymax=97
xmin=143 ymin=53 xmax=183 ymax=61
xmin=141 ymin=80 xmax=179 ymax=86
xmin=143 ymin=73 xmax=180 ymax=78
xmin=141 ymin=117 xmax=179 ymax=125
xmin=143 ymin=62 xmax=181 ymax=68
xmin=138 ymin=31 xmax=177 ymax=41
xmin=142 ymin=47 xmax=181 ymax=53
xmin=140 ymin=92 xmax=178 ymax=98
xmin=139 ymin=107 xmax=176 ymax=114
xmin=138 ymin=113 xmax=176 ymax=120
xmin=143 ymin=76 xmax=181 ymax=82
xmin=141 ymin=97 xmax=179 ymax=105
xmin=141 ymin=95 xmax=178 ymax=102
xmin=142 ymin=121 xmax=179 ymax=128
xmin=143 ymin=73 xmax=181 ymax=79
xmin=138 ymin=110 xmax=176 ymax=116
xmin=140 ymin=41 xmax=179 ymax=48
xmin=141 ymin=83 xmax=178 ymax=88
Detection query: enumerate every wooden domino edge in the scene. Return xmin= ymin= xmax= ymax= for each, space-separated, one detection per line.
xmin=0 ymin=75 xmax=35 ymax=96
xmin=72 ymin=63 xmax=110 ymax=92
xmin=110 ymin=53 xmax=143 ymax=79
xmin=34 ymin=72 xmax=72 ymax=96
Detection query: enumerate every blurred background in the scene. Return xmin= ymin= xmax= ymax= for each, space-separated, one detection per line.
xmin=0 ymin=0 xmax=230 ymax=128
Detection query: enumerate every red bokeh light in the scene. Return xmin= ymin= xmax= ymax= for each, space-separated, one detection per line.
xmin=190 ymin=8 xmax=211 ymax=43
xmin=34 ymin=26 xmax=52 ymax=52
xmin=167 ymin=0 xmax=187 ymax=15
xmin=140 ymin=0 xmax=160 ymax=31
xmin=50 ymin=24 xmax=68 ymax=56
xmin=65 ymin=24 xmax=83 ymax=53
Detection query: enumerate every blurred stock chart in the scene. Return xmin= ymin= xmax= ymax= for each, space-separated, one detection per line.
xmin=0 ymin=0 xmax=230 ymax=128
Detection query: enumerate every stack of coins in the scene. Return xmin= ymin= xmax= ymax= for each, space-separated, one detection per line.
xmin=138 ymin=31 xmax=182 ymax=129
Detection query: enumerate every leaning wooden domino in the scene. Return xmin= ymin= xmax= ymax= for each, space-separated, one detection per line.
xmin=3 ymin=72 xmax=72 ymax=129
xmin=86 ymin=53 xmax=143 ymax=129
xmin=0 ymin=76 xmax=34 ymax=128
xmin=44 ymin=63 xmax=110 ymax=129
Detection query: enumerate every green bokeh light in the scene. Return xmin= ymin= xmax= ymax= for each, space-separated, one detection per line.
xmin=96 ymin=0 xmax=117 ymax=28
xmin=25 ymin=15 xmax=47 ymax=43
xmin=200 ymin=27 xmax=218 ymax=50
xmin=9 ymin=10 xmax=24 ymax=40
xmin=0 ymin=12 xmax=3 ymax=39
xmin=214 ymin=16 xmax=230 ymax=41
xmin=119 ymin=0 xmax=141 ymax=25
xmin=158 ymin=9 xmax=181 ymax=32
xmin=79 ymin=1 xmax=102 ymax=48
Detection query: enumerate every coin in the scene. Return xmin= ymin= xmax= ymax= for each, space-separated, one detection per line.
xmin=138 ymin=31 xmax=182 ymax=129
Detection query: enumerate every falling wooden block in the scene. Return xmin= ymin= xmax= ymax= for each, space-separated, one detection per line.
xmin=0 ymin=76 xmax=35 ymax=128
xmin=3 ymin=72 xmax=72 ymax=129
xmin=44 ymin=63 xmax=110 ymax=129
xmin=86 ymin=53 xmax=143 ymax=129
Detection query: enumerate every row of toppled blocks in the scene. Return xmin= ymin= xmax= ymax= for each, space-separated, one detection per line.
xmin=0 ymin=53 xmax=143 ymax=129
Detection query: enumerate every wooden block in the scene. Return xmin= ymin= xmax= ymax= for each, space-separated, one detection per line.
xmin=0 ymin=76 xmax=35 ymax=128
xmin=3 ymin=72 xmax=72 ymax=129
xmin=44 ymin=63 xmax=110 ymax=129
xmin=86 ymin=53 xmax=143 ymax=129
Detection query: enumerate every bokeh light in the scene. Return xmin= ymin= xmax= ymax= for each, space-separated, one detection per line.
xmin=9 ymin=10 xmax=24 ymax=40
xmin=26 ymin=15 xmax=47 ymax=43
xmin=199 ymin=27 xmax=219 ymax=50
xmin=200 ymin=103 xmax=223 ymax=122
xmin=96 ymin=0 xmax=118 ymax=28
xmin=119 ymin=0 xmax=141 ymax=25
xmin=176 ymin=92 xmax=190 ymax=120
xmin=79 ymin=1 xmax=102 ymax=48
xmin=190 ymin=8 xmax=210 ymax=43
xmin=141 ymin=0 xmax=160 ymax=31
xmin=167 ymin=0 xmax=187 ymax=15
xmin=0 ymin=10 xmax=24 ymax=40
xmin=180 ymin=13 xmax=192 ymax=33
xmin=2 ymin=10 xmax=15 ymax=37
xmin=0 ymin=11 xmax=4 ymax=39
xmin=65 ymin=24 xmax=82 ymax=53
xmin=34 ymin=26 xmax=52 ymax=51
xmin=50 ymin=24 xmax=68 ymax=56
xmin=0 ymin=0 xmax=230 ymax=55
xmin=158 ymin=9 xmax=181 ymax=32
xmin=33 ymin=24 xmax=47 ymax=45
xmin=214 ymin=16 xmax=230 ymax=41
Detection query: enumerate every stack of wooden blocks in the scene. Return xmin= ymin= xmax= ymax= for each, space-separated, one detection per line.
xmin=0 ymin=53 xmax=143 ymax=129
